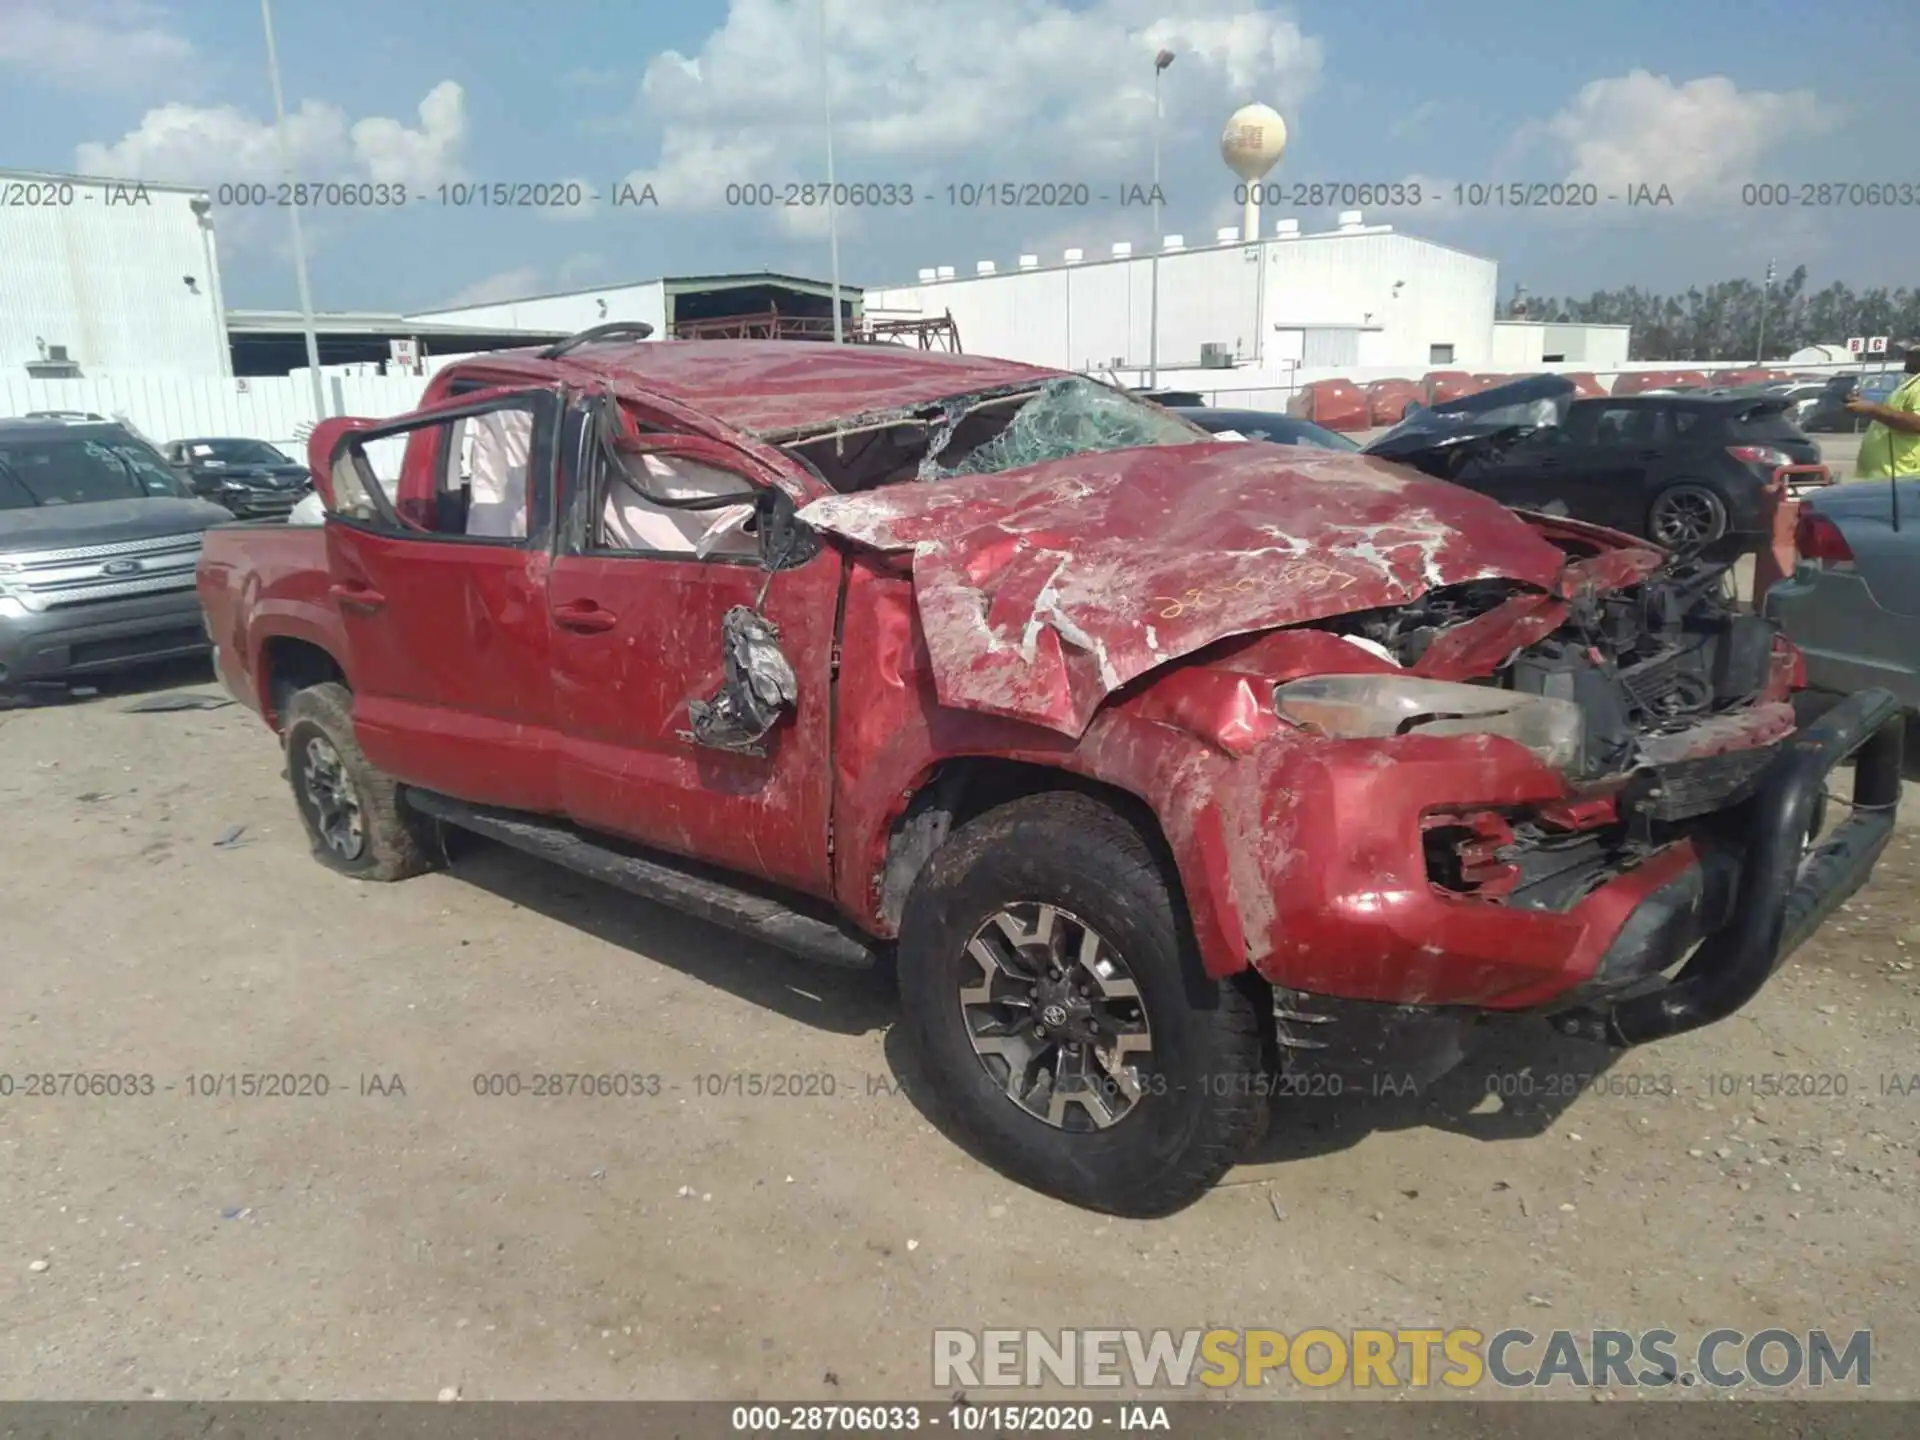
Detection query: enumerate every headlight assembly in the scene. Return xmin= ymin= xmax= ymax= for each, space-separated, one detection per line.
xmin=1274 ymin=674 xmax=1584 ymax=771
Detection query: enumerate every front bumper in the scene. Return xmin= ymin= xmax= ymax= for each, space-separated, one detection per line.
xmin=1239 ymin=691 xmax=1902 ymax=1041
xmin=0 ymin=587 xmax=211 ymax=688
xmin=1551 ymin=686 xmax=1903 ymax=1046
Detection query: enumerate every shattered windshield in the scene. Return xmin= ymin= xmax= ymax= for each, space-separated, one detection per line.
xmin=787 ymin=376 xmax=1209 ymax=492
xmin=925 ymin=377 xmax=1205 ymax=479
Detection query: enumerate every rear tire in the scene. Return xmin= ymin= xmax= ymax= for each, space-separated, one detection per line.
xmin=283 ymin=681 xmax=442 ymax=881
xmin=1647 ymin=482 xmax=1730 ymax=547
xmin=898 ymin=792 xmax=1268 ymax=1216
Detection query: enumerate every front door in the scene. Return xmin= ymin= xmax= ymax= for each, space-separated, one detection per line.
xmin=546 ymin=418 xmax=842 ymax=897
xmin=318 ymin=386 xmax=566 ymax=812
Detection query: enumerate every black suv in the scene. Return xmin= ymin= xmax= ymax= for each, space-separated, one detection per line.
xmin=1366 ymin=376 xmax=1820 ymax=549
xmin=163 ymin=437 xmax=313 ymax=520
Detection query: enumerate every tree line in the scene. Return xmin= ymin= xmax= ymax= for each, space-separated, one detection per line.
xmin=1504 ymin=267 xmax=1920 ymax=361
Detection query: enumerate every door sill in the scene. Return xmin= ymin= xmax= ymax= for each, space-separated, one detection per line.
xmin=404 ymin=789 xmax=877 ymax=970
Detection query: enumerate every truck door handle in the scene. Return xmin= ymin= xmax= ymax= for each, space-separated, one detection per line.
xmin=552 ymin=599 xmax=619 ymax=633
xmin=329 ymin=581 xmax=386 ymax=613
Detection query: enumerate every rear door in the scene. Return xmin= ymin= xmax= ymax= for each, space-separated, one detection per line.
xmin=1560 ymin=401 xmax=1664 ymax=531
xmin=545 ymin=405 xmax=843 ymax=897
xmin=317 ymin=385 xmax=566 ymax=811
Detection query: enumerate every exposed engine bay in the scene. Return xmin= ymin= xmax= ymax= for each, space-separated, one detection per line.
xmin=1321 ymin=554 xmax=1779 ymax=782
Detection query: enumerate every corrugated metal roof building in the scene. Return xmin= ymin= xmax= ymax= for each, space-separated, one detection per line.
xmin=0 ymin=169 xmax=231 ymax=379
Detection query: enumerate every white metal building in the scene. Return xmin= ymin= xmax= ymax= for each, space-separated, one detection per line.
xmin=864 ymin=214 xmax=1502 ymax=383
xmin=0 ymin=168 xmax=231 ymax=379
xmin=1490 ymin=319 xmax=1631 ymax=370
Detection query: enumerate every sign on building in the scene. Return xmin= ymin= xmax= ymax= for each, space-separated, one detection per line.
xmin=389 ymin=338 xmax=419 ymax=368
xmin=1846 ymin=336 xmax=1866 ymax=355
xmin=1867 ymin=336 xmax=1889 ymax=355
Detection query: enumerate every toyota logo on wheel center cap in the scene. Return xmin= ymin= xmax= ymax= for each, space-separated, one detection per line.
xmin=1041 ymin=1003 xmax=1069 ymax=1028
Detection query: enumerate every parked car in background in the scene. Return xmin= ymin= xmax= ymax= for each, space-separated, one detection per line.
xmin=1364 ymin=374 xmax=1821 ymax=548
xmin=1363 ymin=378 xmax=1423 ymax=426
xmin=1613 ymin=370 xmax=1711 ymax=396
xmin=1286 ymin=377 xmax=1369 ymax=431
xmin=1173 ymin=407 xmax=1362 ymax=451
xmin=0 ymin=417 xmax=231 ymax=697
xmin=1709 ymin=368 xmax=1791 ymax=388
xmin=1764 ymin=479 xmax=1920 ymax=715
xmin=195 ymin=334 xmax=1902 ymax=1214
xmin=23 ymin=409 xmax=110 ymax=422
xmin=1421 ymin=370 xmax=1477 ymax=405
xmin=164 ymin=437 xmax=314 ymax=520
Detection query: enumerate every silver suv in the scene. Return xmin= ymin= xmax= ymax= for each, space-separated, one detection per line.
xmin=0 ymin=418 xmax=234 ymax=697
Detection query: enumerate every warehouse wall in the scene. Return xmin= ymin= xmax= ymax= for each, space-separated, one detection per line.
xmin=867 ymin=228 xmax=1500 ymax=373
xmin=0 ymin=178 xmax=229 ymax=377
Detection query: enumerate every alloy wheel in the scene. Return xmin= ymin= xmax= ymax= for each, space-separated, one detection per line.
xmin=1650 ymin=486 xmax=1725 ymax=547
xmin=300 ymin=734 xmax=367 ymax=861
xmin=957 ymin=902 xmax=1154 ymax=1131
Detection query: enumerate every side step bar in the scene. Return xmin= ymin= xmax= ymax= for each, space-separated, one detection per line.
xmin=404 ymin=790 xmax=878 ymax=970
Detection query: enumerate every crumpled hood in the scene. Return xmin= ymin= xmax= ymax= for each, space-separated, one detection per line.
xmin=798 ymin=440 xmax=1574 ymax=736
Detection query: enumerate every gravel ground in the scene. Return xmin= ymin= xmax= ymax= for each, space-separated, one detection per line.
xmin=1 ymin=661 xmax=1916 ymax=1403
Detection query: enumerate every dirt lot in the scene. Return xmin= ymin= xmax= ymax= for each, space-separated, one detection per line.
xmin=2 ymin=661 xmax=1918 ymax=1403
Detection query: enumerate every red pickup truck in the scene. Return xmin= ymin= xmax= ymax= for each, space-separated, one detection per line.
xmin=198 ymin=326 xmax=1904 ymax=1216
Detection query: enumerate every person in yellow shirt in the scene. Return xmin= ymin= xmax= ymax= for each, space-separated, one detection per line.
xmin=1848 ymin=344 xmax=1920 ymax=479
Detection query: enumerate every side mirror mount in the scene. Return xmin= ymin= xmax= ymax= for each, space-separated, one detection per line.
xmin=752 ymin=485 xmax=821 ymax=571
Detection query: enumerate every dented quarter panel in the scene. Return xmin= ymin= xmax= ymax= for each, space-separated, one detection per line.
xmin=801 ymin=442 xmax=1572 ymax=737
xmin=197 ymin=523 xmax=344 ymax=723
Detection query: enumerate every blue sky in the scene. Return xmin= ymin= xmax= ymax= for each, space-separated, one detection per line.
xmin=3 ymin=0 xmax=1913 ymax=313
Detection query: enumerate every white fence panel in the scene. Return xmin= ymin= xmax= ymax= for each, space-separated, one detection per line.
xmin=0 ymin=374 xmax=432 ymax=451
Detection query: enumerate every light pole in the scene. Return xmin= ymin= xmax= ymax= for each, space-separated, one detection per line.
xmin=1147 ymin=48 xmax=1174 ymax=387
xmin=260 ymin=0 xmax=326 ymax=420
xmin=1755 ymin=257 xmax=1776 ymax=366
xmin=819 ymin=0 xmax=844 ymax=344
xmin=188 ymin=196 xmax=231 ymax=378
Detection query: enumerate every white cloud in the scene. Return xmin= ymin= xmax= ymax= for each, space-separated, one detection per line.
xmin=74 ymin=81 xmax=471 ymax=191
xmin=621 ymin=0 xmax=1323 ymax=217
xmin=349 ymin=81 xmax=469 ymax=189
xmin=1515 ymin=70 xmax=1840 ymax=207
xmin=0 ymin=0 xmax=193 ymax=95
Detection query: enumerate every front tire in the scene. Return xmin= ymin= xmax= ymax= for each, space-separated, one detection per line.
xmin=898 ymin=792 xmax=1268 ymax=1216
xmin=283 ymin=681 xmax=442 ymax=881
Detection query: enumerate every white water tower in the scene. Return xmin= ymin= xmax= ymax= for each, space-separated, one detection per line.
xmin=1221 ymin=103 xmax=1287 ymax=241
